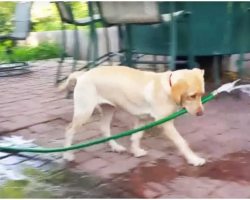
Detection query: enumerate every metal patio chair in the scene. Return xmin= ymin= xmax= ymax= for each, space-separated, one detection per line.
xmin=93 ymin=2 xmax=193 ymax=71
xmin=0 ymin=2 xmax=32 ymax=77
xmin=54 ymin=1 xmax=101 ymax=84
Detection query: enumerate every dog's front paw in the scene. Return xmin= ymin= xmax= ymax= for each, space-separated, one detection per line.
xmin=131 ymin=148 xmax=148 ymax=158
xmin=187 ymin=155 xmax=206 ymax=167
xmin=63 ymin=152 xmax=75 ymax=162
xmin=110 ymin=143 xmax=126 ymax=153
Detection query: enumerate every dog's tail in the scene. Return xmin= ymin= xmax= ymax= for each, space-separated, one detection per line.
xmin=58 ymin=70 xmax=86 ymax=92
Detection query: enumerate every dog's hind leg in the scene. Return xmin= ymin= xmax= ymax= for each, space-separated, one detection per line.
xmin=100 ymin=105 xmax=126 ymax=153
xmin=63 ymin=110 xmax=94 ymax=161
xmin=63 ymin=87 xmax=96 ymax=161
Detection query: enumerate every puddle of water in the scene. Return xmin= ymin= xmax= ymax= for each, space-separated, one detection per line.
xmin=2 ymin=136 xmax=250 ymax=198
xmin=116 ymin=151 xmax=250 ymax=198
xmin=0 ymin=136 xmax=133 ymax=198
xmin=0 ymin=168 xmax=57 ymax=198
xmin=0 ymin=166 xmax=131 ymax=198
xmin=130 ymin=160 xmax=178 ymax=183
xmin=114 ymin=159 xmax=178 ymax=197
xmin=197 ymin=151 xmax=250 ymax=183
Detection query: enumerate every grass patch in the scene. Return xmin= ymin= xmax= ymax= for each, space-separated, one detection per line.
xmin=0 ymin=41 xmax=62 ymax=62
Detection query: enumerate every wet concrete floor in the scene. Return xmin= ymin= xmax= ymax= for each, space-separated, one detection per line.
xmin=114 ymin=151 xmax=250 ymax=198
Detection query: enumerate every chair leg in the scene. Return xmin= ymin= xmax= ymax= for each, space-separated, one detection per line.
xmin=153 ymin=55 xmax=157 ymax=71
xmin=187 ymin=20 xmax=195 ymax=68
xmin=237 ymin=53 xmax=244 ymax=79
xmin=88 ymin=24 xmax=97 ymax=68
xmin=185 ymin=2 xmax=195 ymax=69
xmin=164 ymin=56 xmax=168 ymax=71
xmin=213 ymin=55 xmax=221 ymax=85
xmin=237 ymin=7 xmax=249 ymax=80
xmin=88 ymin=2 xmax=98 ymax=68
xmin=169 ymin=2 xmax=177 ymax=71
xmin=93 ymin=27 xmax=98 ymax=67
xmin=56 ymin=23 xmax=66 ymax=84
xmin=118 ymin=25 xmax=125 ymax=65
xmin=124 ymin=24 xmax=133 ymax=67
xmin=86 ymin=28 xmax=93 ymax=68
xmin=72 ymin=26 xmax=79 ymax=73
xmin=104 ymin=26 xmax=112 ymax=66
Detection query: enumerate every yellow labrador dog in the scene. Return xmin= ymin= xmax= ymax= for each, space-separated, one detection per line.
xmin=59 ymin=66 xmax=205 ymax=166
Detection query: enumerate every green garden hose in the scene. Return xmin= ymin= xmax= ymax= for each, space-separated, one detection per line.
xmin=0 ymin=92 xmax=216 ymax=153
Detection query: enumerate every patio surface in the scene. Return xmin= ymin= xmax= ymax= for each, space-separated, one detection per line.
xmin=1 ymin=61 xmax=250 ymax=198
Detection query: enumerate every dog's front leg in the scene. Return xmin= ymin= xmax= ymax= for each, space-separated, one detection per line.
xmin=162 ymin=121 xmax=206 ymax=166
xmin=130 ymin=118 xmax=147 ymax=157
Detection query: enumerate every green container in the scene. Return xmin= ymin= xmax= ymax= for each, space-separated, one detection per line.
xmin=130 ymin=2 xmax=250 ymax=56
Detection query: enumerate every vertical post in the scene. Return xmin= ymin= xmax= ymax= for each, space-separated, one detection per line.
xmin=96 ymin=1 xmax=112 ymax=65
xmin=56 ymin=22 xmax=66 ymax=84
xmin=238 ymin=53 xmax=244 ymax=79
xmin=61 ymin=23 xmax=66 ymax=64
xmin=118 ymin=25 xmax=125 ymax=65
xmin=187 ymin=2 xmax=195 ymax=69
xmin=238 ymin=3 xmax=249 ymax=79
xmin=104 ymin=26 xmax=112 ymax=65
xmin=164 ymin=56 xmax=168 ymax=71
xmin=153 ymin=55 xmax=157 ymax=71
xmin=72 ymin=25 xmax=79 ymax=73
xmin=213 ymin=55 xmax=220 ymax=85
xmin=124 ymin=24 xmax=133 ymax=67
xmin=86 ymin=27 xmax=92 ymax=66
xmin=170 ymin=2 xmax=177 ymax=71
xmin=88 ymin=2 xmax=98 ymax=68
xmin=224 ymin=2 xmax=233 ymax=55
xmin=246 ymin=8 xmax=250 ymax=77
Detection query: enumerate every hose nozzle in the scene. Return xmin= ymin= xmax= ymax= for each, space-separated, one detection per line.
xmin=213 ymin=79 xmax=250 ymax=96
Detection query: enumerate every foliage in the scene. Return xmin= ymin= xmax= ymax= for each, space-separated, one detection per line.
xmin=31 ymin=2 xmax=91 ymax=32
xmin=0 ymin=1 xmax=16 ymax=34
xmin=0 ymin=41 xmax=62 ymax=62
xmin=0 ymin=180 xmax=29 ymax=198
xmin=31 ymin=2 xmax=62 ymax=32
xmin=0 ymin=1 xmax=101 ymax=33
xmin=0 ymin=2 xmax=102 ymax=63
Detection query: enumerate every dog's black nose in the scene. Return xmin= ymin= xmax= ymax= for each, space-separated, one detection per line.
xmin=196 ymin=110 xmax=204 ymax=116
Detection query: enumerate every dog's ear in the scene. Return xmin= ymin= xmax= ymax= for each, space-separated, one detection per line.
xmin=171 ymin=79 xmax=188 ymax=104
xmin=193 ymin=68 xmax=205 ymax=76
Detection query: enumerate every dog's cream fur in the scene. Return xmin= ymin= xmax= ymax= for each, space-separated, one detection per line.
xmin=59 ymin=66 xmax=206 ymax=166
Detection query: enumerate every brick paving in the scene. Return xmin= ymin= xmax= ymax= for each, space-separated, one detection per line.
xmin=1 ymin=61 xmax=250 ymax=198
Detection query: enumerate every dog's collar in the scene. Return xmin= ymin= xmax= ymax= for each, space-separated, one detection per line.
xmin=169 ymin=73 xmax=172 ymax=87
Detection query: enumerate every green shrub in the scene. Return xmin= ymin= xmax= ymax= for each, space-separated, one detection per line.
xmin=0 ymin=41 xmax=62 ymax=62
xmin=31 ymin=2 xmax=103 ymax=32
xmin=0 ymin=2 xmax=16 ymax=34
xmin=0 ymin=2 xmax=102 ymax=33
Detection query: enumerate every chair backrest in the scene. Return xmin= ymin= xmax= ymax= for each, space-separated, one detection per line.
xmin=10 ymin=2 xmax=32 ymax=39
xmin=99 ymin=2 xmax=160 ymax=24
xmin=55 ymin=1 xmax=75 ymax=24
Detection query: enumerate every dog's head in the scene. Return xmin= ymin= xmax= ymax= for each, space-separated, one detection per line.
xmin=171 ymin=68 xmax=205 ymax=116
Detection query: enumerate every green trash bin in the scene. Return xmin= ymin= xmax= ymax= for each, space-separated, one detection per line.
xmin=131 ymin=2 xmax=250 ymax=56
xmin=130 ymin=2 xmax=250 ymax=82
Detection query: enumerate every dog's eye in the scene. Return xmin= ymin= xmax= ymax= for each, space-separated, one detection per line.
xmin=190 ymin=94 xmax=196 ymax=99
